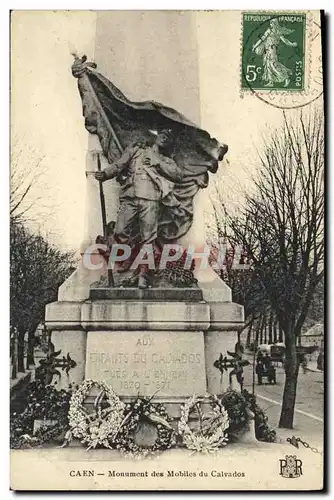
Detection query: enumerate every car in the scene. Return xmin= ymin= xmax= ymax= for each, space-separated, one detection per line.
xmin=270 ymin=345 xmax=285 ymax=366
xmin=255 ymin=359 xmax=277 ymax=384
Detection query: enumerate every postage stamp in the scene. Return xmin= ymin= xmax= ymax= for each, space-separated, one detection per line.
xmin=241 ymin=12 xmax=306 ymax=92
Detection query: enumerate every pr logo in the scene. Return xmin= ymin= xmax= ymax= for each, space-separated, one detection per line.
xmin=279 ymin=455 xmax=303 ymax=478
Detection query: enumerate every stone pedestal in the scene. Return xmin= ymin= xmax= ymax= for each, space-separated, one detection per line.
xmin=46 ymin=290 xmax=244 ymax=416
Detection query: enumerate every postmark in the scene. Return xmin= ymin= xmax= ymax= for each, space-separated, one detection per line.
xmin=240 ymin=12 xmax=323 ymax=109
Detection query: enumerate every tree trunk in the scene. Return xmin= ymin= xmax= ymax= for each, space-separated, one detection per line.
xmin=26 ymin=327 xmax=36 ymax=368
xmin=246 ymin=319 xmax=253 ymax=348
xmin=273 ymin=320 xmax=278 ymax=344
xmin=17 ymin=328 xmax=25 ymax=373
xmin=279 ymin=324 xmax=284 ymax=343
xmin=268 ymin=312 xmax=273 ymax=344
xmin=11 ymin=332 xmax=18 ymax=379
xmin=259 ymin=315 xmax=264 ymax=344
xmin=279 ymin=332 xmax=300 ymax=428
xmin=263 ymin=314 xmax=267 ymax=344
xmin=255 ymin=318 xmax=259 ymax=345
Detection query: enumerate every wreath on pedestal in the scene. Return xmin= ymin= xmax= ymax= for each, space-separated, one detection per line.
xmin=65 ymin=381 xmax=176 ymax=456
xmin=10 ymin=381 xmax=71 ymax=449
xmin=66 ymin=380 xmax=125 ymax=450
xmin=13 ymin=379 xmax=276 ymax=455
xmin=113 ymin=397 xmax=176 ymax=458
xmin=178 ymin=394 xmax=229 ymax=454
xmin=11 ymin=380 xmax=277 ymax=452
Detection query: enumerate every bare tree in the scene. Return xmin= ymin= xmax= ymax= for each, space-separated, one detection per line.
xmin=10 ymin=139 xmax=46 ymax=224
xmin=228 ymin=107 xmax=324 ymax=428
xmin=10 ymin=140 xmax=74 ymax=375
xmin=208 ymin=169 xmax=279 ymax=352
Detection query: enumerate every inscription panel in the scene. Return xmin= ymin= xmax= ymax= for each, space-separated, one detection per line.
xmin=85 ymin=330 xmax=206 ymax=397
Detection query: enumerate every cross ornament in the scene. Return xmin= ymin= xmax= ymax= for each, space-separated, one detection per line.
xmin=213 ymin=343 xmax=250 ymax=391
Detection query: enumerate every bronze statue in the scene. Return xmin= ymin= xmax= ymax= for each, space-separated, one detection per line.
xmin=71 ymin=55 xmax=228 ymax=288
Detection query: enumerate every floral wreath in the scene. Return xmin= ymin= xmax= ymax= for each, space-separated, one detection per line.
xmin=114 ymin=397 xmax=176 ymax=459
xmin=66 ymin=380 xmax=125 ymax=450
xmin=178 ymin=394 xmax=229 ymax=454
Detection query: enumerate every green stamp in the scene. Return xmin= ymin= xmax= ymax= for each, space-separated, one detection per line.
xmin=241 ymin=12 xmax=306 ymax=91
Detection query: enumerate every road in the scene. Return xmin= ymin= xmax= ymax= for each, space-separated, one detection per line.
xmin=242 ymin=358 xmax=324 ymax=450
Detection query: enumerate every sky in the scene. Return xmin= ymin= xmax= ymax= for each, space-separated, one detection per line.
xmin=11 ymin=10 xmax=322 ymax=251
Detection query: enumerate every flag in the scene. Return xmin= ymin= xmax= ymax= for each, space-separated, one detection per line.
xmin=72 ymin=56 xmax=228 ymax=240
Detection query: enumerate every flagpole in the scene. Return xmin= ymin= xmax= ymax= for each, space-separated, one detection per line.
xmin=71 ymin=52 xmax=120 ymax=287
xmin=96 ymin=154 xmax=108 ymax=237
xmin=97 ymin=153 xmax=115 ymax=288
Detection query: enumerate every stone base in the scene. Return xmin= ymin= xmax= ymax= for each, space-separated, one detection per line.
xmin=90 ymin=287 xmax=203 ymax=302
xmin=47 ymin=299 xmax=244 ymax=390
xmin=236 ymin=420 xmax=259 ymax=445
xmin=57 ymin=260 xmax=232 ymax=303
xmin=47 ymin=297 xmax=244 ymax=399
xmin=45 ymin=292 xmax=257 ymax=439
xmin=83 ymin=394 xmax=212 ymax=418
xmin=46 ymin=271 xmax=248 ymax=434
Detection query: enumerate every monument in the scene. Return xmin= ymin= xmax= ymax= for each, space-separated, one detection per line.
xmin=45 ymin=11 xmax=244 ymax=415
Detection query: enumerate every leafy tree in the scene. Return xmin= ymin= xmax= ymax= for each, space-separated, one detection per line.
xmin=10 ymin=221 xmax=74 ymax=373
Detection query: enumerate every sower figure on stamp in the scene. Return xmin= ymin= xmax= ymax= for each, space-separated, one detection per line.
xmin=95 ymin=129 xmax=183 ymax=288
xmin=252 ymin=18 xmax=297 ymax=88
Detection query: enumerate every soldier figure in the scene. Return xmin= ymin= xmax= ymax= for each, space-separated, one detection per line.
xmin=95 ymin=129 xmax=183 ymax=288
